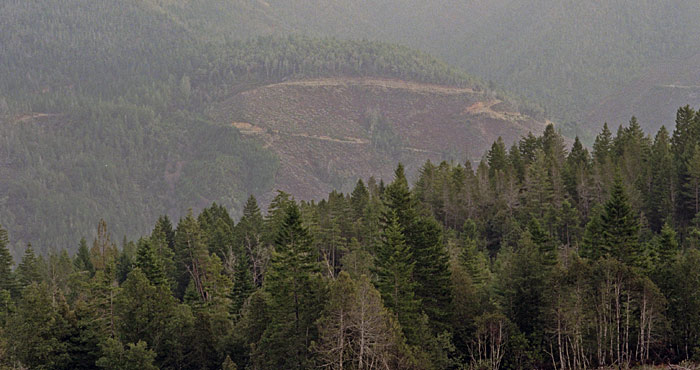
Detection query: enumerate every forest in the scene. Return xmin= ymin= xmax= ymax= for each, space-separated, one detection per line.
xmin=2 ymin=105 xmax=700 ymax=369
xmin=0 ymin=32 xmax=482 ymax=256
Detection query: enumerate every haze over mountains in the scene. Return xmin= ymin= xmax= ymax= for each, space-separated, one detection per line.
xmin=2 ymin=0 xmax=700 ymax=254
xmin=139 ymin=0 xmax=700 ymax=135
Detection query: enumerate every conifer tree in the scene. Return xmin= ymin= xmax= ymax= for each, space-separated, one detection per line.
xmin=654 ymin=222 xmax=679 ymax=266
xmin=373 ymin=211 xmax=420 ymax=343
xmin=672 ymin=106 xmax=700 ymax=224
xmin=647 ymin=127 xmax=675 ymax=231
xmin=134 ymin=239 xmax=167 ymax=286
xmin=74 ymin=237 xmax=95 ymax=276
xmin=254 ymin=203 xmax=323 ymax=369
xmin=0 ymin=225 xmax=17 ymax=297
xmin=350 ymin=179 xmax=370 ymax=220
xmin=17 ymin=243 xmax=41 ymax=288
xmin=528 ymin=218 xmax=557 ymax=267
xmin=411 ymin=215 xmax=452 ymax=333
xmin=600 ymin=176 xmax=641 ymax=266
xmin=593 ymin=123 xmax=613 ymax=165
xmin=236 ymin=195 xmax=266 ymax=287
xmin=684 ymin=145 xmax=700 ymax=219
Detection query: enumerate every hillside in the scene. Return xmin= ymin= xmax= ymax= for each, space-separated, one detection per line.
xmin=0 ymin=0 xmax=551 ymax=258
xmin=0 ymin=102 xmax=277 ymax=258
xmin=138 ymin=0 xmax=700 ymax=137
xmin=208 ymin=77 xmax=547 ymax=200
xmin=585 ymin=52 xmax=700 ymax=133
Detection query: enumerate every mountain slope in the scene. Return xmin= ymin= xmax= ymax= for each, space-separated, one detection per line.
xmin=0 ymin=0 xmax=549 ymax=258
xmin=145 ymin=0 xmax=700 ymax=137
xmin=585 ymin=53 xmax=700 ymax=133
xmin=208 ymin=77 xmax=547 ymax=200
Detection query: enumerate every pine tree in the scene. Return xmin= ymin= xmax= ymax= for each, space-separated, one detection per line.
xmin=96 ymin=339 xmax=158 ymax=370
xmin=460 ymin=233 xmax=491 ymax=287
xmin=564 ymin=136 xmax=590 ymax=203
xmin=17 ymin=243 xmax=41 ymax=288
xmin=373 ymin=211 xmax=421 ymax=344
xmin=74 ymin=237 xmax=95 ymax=276
xmin=350 ymin=179 xmax=370 ymax=220
xmin=174 ymin=211 xmax=210 ymax=300
xmin=684 ymin=145 xmax=700 ymax=220
xmin=134 ymin=239 xmax=167 ymax=286
xmin=8 ymin=282 xmax=71 ymax=368
xmin=487 ymin=137 xmax=509 ymax=180
xmin=236 ymin=195 xmax=266 ymax=287
xmin=654 ymin=222 xmax=679 ymax=266
xmin=153 ymin=215 xmax=176 ymax=251
xmin=254 ymin=203 xmax=323 ymax=369
xmin=383 ymin=164 xmax=417 ymax=230
xmin=411 ymin=215 xmax=452 ymax=333
xmin=647 ymin=127 xmax=675 ymax=231
xmin=528 ymin=218 xmax=557 ymax=267
xmin=593 ymin=123 xmax=613 ymax=165
xmin=114 ymin=267 xmax=184 ymax=365
xmin=600 ymin=176 xmax=641 ymax=266
xmin=0 ymin=225 xmax=17 ymax=297
xmin=672 ymin=106 xmax=700 ymax=224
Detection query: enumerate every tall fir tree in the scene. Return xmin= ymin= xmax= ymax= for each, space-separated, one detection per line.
xmin=134 ymin=238 xmax=167 ymax=286
xmin=600 ymin=176 xmax=642 ymax=266
xmin=235 ymin=195 xmax=266 ymax=287
xmin=74 ymin=237 xmax=95 ymax=276
xmin=254 ymin=203 xmax=323 ymax=369
xmin=0 ymin=225 xmax=17 ymax=297
xmin=16 ymin=243 xmax=41 ymax=288
xmin=373 ymin=211 xmax=421 ymax=344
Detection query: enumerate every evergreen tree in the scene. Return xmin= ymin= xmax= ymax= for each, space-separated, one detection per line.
xmin=254 ymin=203 xmax=323 ymax=369
xmin=74 ymin=237 xmax=95 ymax=276
xmin=7 ymin=282 xmax=71 ymax=368
xmin=654 ymin=222 xmax=679 ymax=266
xmin=174 ymin=211 xmax=209 ymax=300
xmin=411 ymin=215 xmax=452 ymax=333
xmin=0 ymin=225 xmax=17 ymax=298
xmin=383 ymin=164 xmax=417 ymax=229
xmin=96 ymin=339 xmax=158 ymax=370
xmin=600 ymin=176 xmax=641 ymax=266
xmin=16 ymin=243 xmax=41 ymax=288
xmin=528 ymin=218 xmax=557 ymax=267
xmin=684 ymin=144 xmax=700 ymax=220
xmin=134 ymin=239 xmax=167 ymax=286
xmin=236 ymin=195 xmax=266 ymax=287
xmin=350 ymin=179 xmax=370 ymax=220
xmin=647 ymin=127 xmax=675 ymax=231
xmin=373 ymin=211 xmax=421 ymax=344
xmin=593 ymin=123 xmax=613 ymax=164
xmin=672 ymin=106 xmax=700 ymax=224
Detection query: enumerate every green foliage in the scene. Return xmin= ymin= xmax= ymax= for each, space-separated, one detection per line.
xmin=253 ymin=203 xmax=324 ymax=369
xmin=0 ymin=226 xmax=17 ymax=298
xmin=373 ymin=211 xmax=420 ymax=343
xmin=96 ymin=338 xmax=158 ymax=370
xmin=4 ymin=106 xmax=700 ymax=368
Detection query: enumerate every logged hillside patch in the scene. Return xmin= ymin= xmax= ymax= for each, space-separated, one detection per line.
xmin=208 ymin=77 xmax=547 ymax=201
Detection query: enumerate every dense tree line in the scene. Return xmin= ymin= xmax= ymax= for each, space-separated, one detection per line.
xmin=2 ymin=106 xmax=700 ymax=368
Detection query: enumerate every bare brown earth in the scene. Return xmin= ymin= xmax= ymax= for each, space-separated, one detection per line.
xmin=209 ymin=77 xmax=548 ymax=201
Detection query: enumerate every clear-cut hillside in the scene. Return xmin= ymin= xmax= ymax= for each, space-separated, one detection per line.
xmin=208 ymin=77 xmax=548 ymax=200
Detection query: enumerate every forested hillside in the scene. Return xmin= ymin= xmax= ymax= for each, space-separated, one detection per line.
xmin=2 ymin=106 xmax=700 ymax=368
xmin=97 ymin=0 xmax=700 ymax=137
xmin=3 ymin=0 xmax=534 ymax=258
